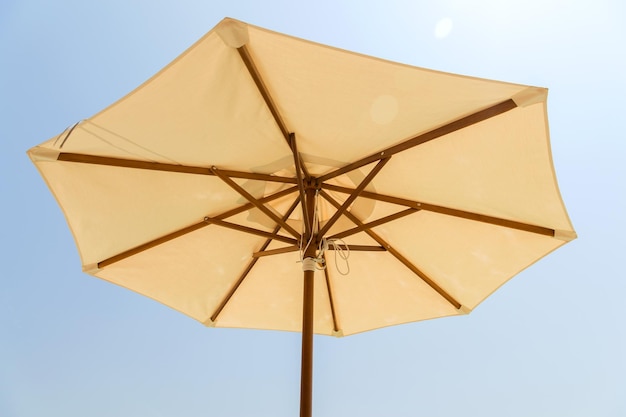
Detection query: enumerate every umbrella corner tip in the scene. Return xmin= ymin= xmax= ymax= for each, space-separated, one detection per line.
xmin=554 ymin=229 xmax=577 ymax=242
xmin=458 ymin=305 xmax=472 ymax=315
xmin=82 ymin=263 xmax=101 ymax=274
xmin=216 ymin=18 xmax=249 ymax=48
xmin=511 ymin=86 xmax=548 ymax=107
xmin=332 ymin=330 xmax=344 ymax=338
xmin=28 ymin=146 xmax=60 ymax=162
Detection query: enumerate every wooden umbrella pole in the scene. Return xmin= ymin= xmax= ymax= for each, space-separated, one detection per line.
xmin=300 ymin=185 xmax=317 ymax=417
xmin=300 ymin=258 xmax=315 ymax=417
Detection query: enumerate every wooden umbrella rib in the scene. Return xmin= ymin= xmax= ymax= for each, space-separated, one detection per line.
xmin=322 ymin=183 xmax=555 ymax=237
xmin=211 ymin=257 xmax=259 ymax=323
xmin=99 ymin=219 xmax=296 ymax=269
xmin=318 ymin=99 xmax=517 ymax=182
xmin=237 ymin=48 xmax=311 ymax=179
xmin=238 ymin=46 xmax=290 ymax=142
xmin=288 ymin=133 xmax=312 ymax=181
xmin=418 ymin=203 xmax=555 ymax=237
xmin=322 ymin=253 xmax=341 ymax=334
xmin=319 ymin=190 xmax=462 ymax=310
xmin=219 ymin=168 xmax=297 ymax=184
xmin=384 ymin=245 xmax=462 ymax=310
xmin=57 ymin=152 xmax=297 ymax=184
xmin=96 ymin=186 xmax=298 ymax=268
xmin=210 ymin=196 xmax=302 ymax=322
xmin=290 ymin=133 xmax=311 ymax=237
xmin=98 ymin=222 xmax=207 ymax=268
xmin=58 ymin=152 xmax=212 ymax=174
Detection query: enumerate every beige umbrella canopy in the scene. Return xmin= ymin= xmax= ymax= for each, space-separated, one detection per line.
xmin=28 ymin=18 xmax=575 ymax=417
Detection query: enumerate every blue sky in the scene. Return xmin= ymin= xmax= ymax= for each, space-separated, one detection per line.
xmin=2 ymin=1 xmax=625 ymax=416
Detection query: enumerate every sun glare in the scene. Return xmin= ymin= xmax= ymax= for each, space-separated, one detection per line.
xmin=434 ymin=17 xmax=453 ymax=39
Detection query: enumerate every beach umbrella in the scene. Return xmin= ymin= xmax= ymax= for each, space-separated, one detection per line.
xmin=28 ymin=18 xmax=576 ymax=417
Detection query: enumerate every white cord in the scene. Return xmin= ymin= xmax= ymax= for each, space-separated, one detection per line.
xmin=318 ymin=237 xmax=351 ymax=276
xmin=297 ymin=191 xmax=351 ymax=275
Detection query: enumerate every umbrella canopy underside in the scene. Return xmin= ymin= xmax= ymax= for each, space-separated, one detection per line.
xmin=29 ymin=18 xmax=576 ymax=337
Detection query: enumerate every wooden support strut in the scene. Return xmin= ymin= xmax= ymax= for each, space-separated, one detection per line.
xmin=317 ymin=157 xmax=390 ymax=238
xmin=211 ymin=166 xmax=301 ymax=239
